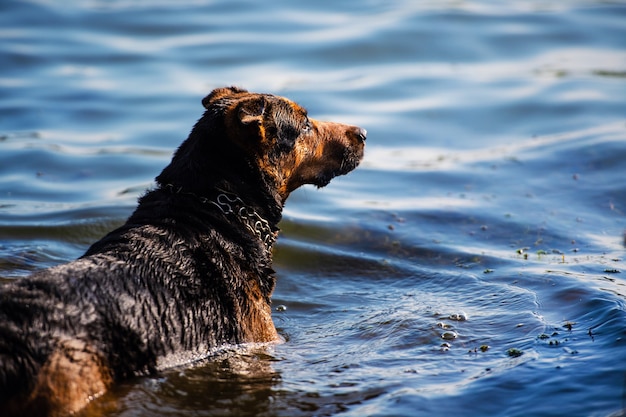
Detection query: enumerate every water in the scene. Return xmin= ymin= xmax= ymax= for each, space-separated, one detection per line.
xmin=1 ymin=1 xmax=626 ymax=416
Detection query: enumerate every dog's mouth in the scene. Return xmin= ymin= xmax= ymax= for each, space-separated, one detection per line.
xmin=313 ymin=159 xmax=360 ymax=188
xmin=312 ymin=131 xmax=365 ymax=188
xmin=338 ymin=146 xmax=364 ymax=174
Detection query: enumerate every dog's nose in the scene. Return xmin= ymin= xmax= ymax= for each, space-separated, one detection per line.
xmin=354 ymin=127 xmax=367 ymax=143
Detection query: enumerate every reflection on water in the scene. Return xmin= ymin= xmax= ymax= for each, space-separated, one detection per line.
xmin=88 ymin=346 xmax=282 ymax=417
xmin=1 ymin=0 xmax=626 ymax=416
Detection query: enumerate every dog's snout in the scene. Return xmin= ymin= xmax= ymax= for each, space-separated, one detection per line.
xmin=352 ymin=126 xmax=367 ymax=143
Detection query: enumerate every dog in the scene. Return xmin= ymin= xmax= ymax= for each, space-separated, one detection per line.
xmin=0 ymin=86 xmax=366 ymax=416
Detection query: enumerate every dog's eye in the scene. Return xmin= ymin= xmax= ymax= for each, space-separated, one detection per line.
xmin=303 ymin=120 xmax=312 ymax=134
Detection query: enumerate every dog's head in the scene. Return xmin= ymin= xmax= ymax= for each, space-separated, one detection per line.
xmin=199 ymin=87 xmax=366 ymax=201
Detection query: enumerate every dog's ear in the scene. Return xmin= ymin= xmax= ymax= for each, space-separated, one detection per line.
xmin=238 ymin=96 xmax=267 ymax=126
xmin=202 ymin=86 xmax=248 ymax=109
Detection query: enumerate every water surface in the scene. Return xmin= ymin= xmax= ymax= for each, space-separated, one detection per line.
xmin=1 ymin=1 xmax=626 ymax=416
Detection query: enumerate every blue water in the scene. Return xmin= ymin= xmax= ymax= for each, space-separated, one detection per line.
xmin=1 ymin=1 xmax=626 ymax=416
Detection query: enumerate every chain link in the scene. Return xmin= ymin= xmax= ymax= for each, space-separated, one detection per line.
xmin=164 ymin=184 xmax=276 ymax=251
xmin=210 ymin=193 xmax=276 ymax=249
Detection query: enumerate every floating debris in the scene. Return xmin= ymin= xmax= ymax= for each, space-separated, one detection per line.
xmin=469 ymin=345 xmax=489 ymax=354
xmin=507 ymin=348 xmax=523 ymax=358
xmin=441 ymin=331 xmax=458 ymax=340
xmin=449 ymin=312 xmax=468 ymax=321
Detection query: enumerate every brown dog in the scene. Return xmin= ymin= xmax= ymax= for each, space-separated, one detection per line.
xmin=0 ymin=87 xmax=365 ymax=416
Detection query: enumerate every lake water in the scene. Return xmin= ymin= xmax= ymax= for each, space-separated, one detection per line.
xmin=1 ymin=1 xmax=626 ymax=416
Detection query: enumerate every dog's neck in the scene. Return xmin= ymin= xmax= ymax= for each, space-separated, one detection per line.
xmin=161 ymin=184 xmax=279 ymax=251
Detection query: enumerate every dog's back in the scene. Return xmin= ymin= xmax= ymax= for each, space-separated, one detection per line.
xmin=0 ymin=193 xmax=277 ymax=416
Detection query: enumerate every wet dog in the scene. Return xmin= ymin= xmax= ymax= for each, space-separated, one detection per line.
xmin=0 ymin=87 xmax=366 ymax=416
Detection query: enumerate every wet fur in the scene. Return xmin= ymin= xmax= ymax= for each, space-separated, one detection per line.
xmin=0 ymin=87 xmax=365 ymax=416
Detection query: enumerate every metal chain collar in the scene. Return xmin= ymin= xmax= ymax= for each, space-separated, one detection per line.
xmin=209 ymin=193 xmax=277 ymax=250
xmin=164 ymin=184 xmax=276 ymax=251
